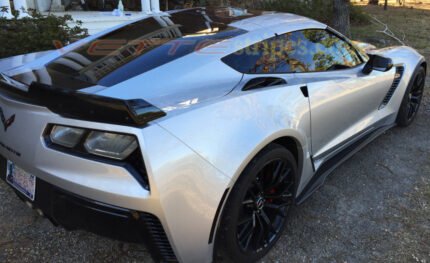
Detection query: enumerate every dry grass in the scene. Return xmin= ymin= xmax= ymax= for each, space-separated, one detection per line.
xmin=351 ymin=5 xmax=430 ymax=62
xmin=352 ymin=7 xmax=430 ymax=261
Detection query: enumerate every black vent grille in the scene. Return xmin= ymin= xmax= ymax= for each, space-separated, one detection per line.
xmin=142 ymin=213 xmax=178 ymax=262
xmin=379 ymin=66 xmax=405 ymax=109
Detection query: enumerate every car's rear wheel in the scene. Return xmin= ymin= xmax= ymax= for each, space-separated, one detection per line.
xmin=397 ymin=66 xmax=426 ymax=127
xmin=215 ymin=144 xmax=296 ymax=262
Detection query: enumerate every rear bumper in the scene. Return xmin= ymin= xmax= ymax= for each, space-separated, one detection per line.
xmin=0 ymin=155 xmax=177 ymax=262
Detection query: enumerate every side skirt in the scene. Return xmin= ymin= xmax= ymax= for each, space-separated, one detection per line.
xmin=295 ymin=123 xmax=395 ymax=205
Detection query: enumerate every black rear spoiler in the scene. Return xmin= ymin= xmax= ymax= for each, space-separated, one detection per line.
xmin=0 ymin=81 xmax=166 ymax=127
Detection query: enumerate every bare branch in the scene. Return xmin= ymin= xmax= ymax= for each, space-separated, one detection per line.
xmin=369 ymin=15 xmax=407 ymax=46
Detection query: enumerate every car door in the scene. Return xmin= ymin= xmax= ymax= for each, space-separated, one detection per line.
xmin=289 ymin=29 xmax=395 ymax=168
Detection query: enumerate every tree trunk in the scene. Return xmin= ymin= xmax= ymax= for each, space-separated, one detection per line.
xmin=384 ymin=0 xmax=388 ymax=10
xmin=206 ymin=0 xmax=224 ymax=6
xmin=332 ymin=0 xmax=351 ymax=37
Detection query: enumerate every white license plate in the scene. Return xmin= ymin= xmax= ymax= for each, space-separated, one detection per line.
xmin=6 ymin=161 xmax=36 ymax=201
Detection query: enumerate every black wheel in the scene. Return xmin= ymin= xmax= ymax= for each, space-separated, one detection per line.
xmin=397 ymin=66 xmax=426 ymax=127
xmin=215 ymin=144 xmax=296 ymax=263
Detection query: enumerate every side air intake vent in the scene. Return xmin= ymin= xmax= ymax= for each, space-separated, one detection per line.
xmin=379 ymin=66 xmax=405 ymax=109
xmin=142 ymin=213 xmax=178 ymax=262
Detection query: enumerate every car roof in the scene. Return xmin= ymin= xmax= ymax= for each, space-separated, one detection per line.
xmin=4 ymin=8 xmax=329 ymax=101
xmin=166 ymin=7 xmax=327 ymax=34
xmin=229 ymin=12 xmax=327 ymax=33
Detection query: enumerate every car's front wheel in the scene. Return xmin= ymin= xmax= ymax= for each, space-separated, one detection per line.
xmin=397 ymin=66 xmax=426 ymax=127
xmin=215 ymin=144 xmax=296 ymax=262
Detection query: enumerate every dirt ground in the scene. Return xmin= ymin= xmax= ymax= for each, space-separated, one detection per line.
xmin=263 ymin=86 xmax=430 ymax=262
xmin=1 ymin=6 xmax=430 ymax=263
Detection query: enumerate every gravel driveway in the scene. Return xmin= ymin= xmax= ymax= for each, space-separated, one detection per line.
xmin=1 ymin=86 xmax=429 ymax=263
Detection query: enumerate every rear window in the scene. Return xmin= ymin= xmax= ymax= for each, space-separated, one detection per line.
xmin=45 ymin=9 xmax=246 ymax=87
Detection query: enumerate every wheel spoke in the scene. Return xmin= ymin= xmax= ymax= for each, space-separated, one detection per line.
xmin=254 ymin=213 xmax=266 ymax=248
xmin=275 ymin=168 xmax=291 ymax=189
xmin=272 ymin=161 xmax=284 ymax=178
xmin=243 ymin=225 xmax=255 ymax=250
xmin=408 ymin=105 xmax=414 ymax=118
xmin=265 ymin=183 xmax=294 ymax=199
xmin=411 ymin=95 xmax=421 ymax=104
xmin=406 ymin=71 xmax=425 ymax=121
xmin=238 ymin=220 xmax=253 ymax=240
xmin=260 ymin=210 xmax=278 ymax=235
xmin=265 ymin=202 xmax=290 ymax=210
xmin=408 ymin=102 xmax=417 ymax=118
xmin=415 ymin=74 xmax=424 ymax=88
xmin=238 ymin=213 xmax=257 ymax=246
xmin=242 ymin=199 xmax=254 ymax=205
xmin=265 ymin=192 xmax=293 ymax=200
xmin=238 ymin=214 xmax=253 ymax=226
xmin=277 ymin=210 xmax=287 ymax=218
xmin=253 ymin=178 xmax=264 ymax=193
xmin=236 ymin=157 xmax=295 ymax=252
xmin=258 ymin=212 xmax=271 ymax=244
xmin=247 ymin=188 xmax=258 ymax=199
xmin=241 ymin=224 xmax=254 ymax=245
xmin=287 ymin=181 xmax=294 ymax=190
xmin=413 ymin=88 xmax=424 ymax=95
xmin=259 ymin=210 xmax=271 ymax=226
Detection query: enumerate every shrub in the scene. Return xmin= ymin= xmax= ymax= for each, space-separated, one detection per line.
xmin=0 ymin=9 xmax=88 ymax=59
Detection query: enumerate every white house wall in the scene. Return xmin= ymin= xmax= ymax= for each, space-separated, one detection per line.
xmin=27 ymin=0 xmax=161 ymax=12
xmin=1 ymin=0 xmax=161 ymax=35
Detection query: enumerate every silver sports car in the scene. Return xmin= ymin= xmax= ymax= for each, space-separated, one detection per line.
xmin=0 ymin=7 xmax=426 ymax=263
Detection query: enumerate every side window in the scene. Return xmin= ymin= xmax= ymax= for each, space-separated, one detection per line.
xmin=222 ymin=29 xmax=363 ymax=74
xmin=221 ymin=34 xmax=301 ymax=74
xmin=298 ymin=29 xmax=362 ymax=71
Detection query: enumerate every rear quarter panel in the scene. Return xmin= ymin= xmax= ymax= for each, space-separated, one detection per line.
xmin=156 ymin=82 xmax=314 ymax=194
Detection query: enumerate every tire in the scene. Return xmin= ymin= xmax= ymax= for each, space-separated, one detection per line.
xmin=215 ymin=144 xmax=297 ymax=263
xmin=396 ymin=66 xmax=426 ymax=127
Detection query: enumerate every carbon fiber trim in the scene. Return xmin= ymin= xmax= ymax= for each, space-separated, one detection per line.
xmin=379 ymin=66 xmax=405 ymax=109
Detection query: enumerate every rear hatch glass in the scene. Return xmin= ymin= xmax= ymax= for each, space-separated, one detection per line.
xmin=10 ymin=8 xmax=247 ymax=90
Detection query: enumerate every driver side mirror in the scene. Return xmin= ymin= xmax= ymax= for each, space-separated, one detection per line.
xmin=362 ymin=54 xmax=394 ymax=75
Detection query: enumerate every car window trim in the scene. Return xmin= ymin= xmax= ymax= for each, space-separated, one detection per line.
xmin=241 ymin=61 xmax=365 ymax=76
